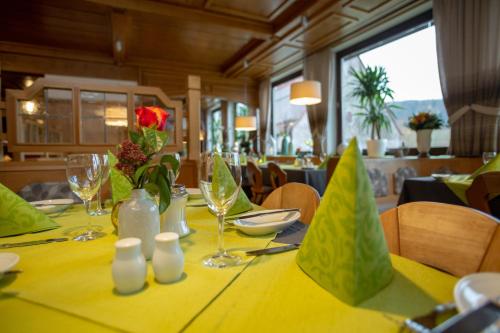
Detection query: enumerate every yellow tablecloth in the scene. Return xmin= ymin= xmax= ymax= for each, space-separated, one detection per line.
xmin=0 ymin=204 xmax=457 ymax=332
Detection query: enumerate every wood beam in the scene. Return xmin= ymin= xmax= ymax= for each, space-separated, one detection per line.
xmin=85 ymin=0 xmax=273 ymax=39
xmin=110 ymin=10 xmax=131 ymax=65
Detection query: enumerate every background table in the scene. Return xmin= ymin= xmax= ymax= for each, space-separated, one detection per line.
xmin=398 ymin=177 xmax=500 ymax=218
xmin=244 ymin=163 xmax=327 ymax=196
xmin=0 ymin=203 xmax=457 ymax=332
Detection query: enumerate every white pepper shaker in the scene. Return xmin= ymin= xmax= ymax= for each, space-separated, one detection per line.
xmin=152 ymin=232 xmax=184 ymax=283
xmin=112 ymin=237 xmax=147 ymax=294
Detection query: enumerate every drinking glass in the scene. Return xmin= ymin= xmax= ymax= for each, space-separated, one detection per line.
xmin=199 ymin=152 xmax=242 ymax=268
xmin=91 ymin=154 xmax=110 ymax=216
xmin=66 ymin=154 xmax=106 ymax=241
xmin=483 ymin=152 xmax=497 ymax=165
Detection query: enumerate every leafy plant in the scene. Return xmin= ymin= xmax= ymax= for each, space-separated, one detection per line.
xmin=350 ymin=66 xmax=398 ymax=140
xmin=408 ymin=112 xmax=443 ymax=131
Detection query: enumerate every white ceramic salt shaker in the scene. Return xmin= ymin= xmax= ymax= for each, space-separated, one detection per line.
xmin=152 ymin=232 xmax=184 ymax=283
xmin=112 ymin=237 xmax=147 ymax=294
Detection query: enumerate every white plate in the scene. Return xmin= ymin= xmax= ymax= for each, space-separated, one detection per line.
xmin=30 ymin=199 xmax=74 ymax=214
xmin=454 ymin=272 xmax=500 ymax=313
xmin=0 ymin=253 xmax=20 ymax=280
xmin=233 ymin=210 xmax=300 ymax=236
xmin=186 ymin=188 xmax=203 ymax=200
xmin=431 ymin=173 xmax=452 ymax=181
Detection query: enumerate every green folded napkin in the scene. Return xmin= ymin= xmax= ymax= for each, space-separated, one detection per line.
xmin=444 ymin=154 xmax=500 ymax=204
xmin=470 ymin=153 xmax=500 ymax=179
xmin=317 ymin=155 xmax=331 ymax=170
xmin=443 ymin=175 xmax=472 ymax=204
xmin=0 ymin=182 xmax=60 ymax=237
xmin=108 ymin=151 xmax=133 ymax=204
xmin=213 ymin=154 xmax=252 ymax=216
xmin=296 ymin=137 xmax=393 ymax=305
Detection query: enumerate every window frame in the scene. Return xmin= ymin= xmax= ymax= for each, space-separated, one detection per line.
xmin=270 ymin=70 xmax=303 ymax=139
xmin=335 ymin=9 xmax=448 ymax=155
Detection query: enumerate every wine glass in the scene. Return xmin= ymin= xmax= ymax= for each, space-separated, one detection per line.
xmin=66 ymin=154 xmax=106 ymax=241
xmin=483 ymin=152 xmax=497 ymax=165
xmin=91 ymin=154 xmax=110 ymax=216
xmin=199 ymin=152 xmax=242 ymax=268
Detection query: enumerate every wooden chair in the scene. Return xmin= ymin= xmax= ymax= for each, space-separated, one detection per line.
xmin=326 ymin=157 xmax=339 ymax=183
xmin=267 ymin=162 xmax=287 ymax=189
xmin=380 ymin=202 xmax=500 ymax=277
xmin=466 ymin=172 xmax=500 ymax=215
xmin=246 ymin=161 xmax=273 ymax=205
xmin=262 ymin=182 xmax=320 ymax=224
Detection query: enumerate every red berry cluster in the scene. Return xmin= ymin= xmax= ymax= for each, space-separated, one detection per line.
xmin=116 ymin=140 xmax=148 ymax=177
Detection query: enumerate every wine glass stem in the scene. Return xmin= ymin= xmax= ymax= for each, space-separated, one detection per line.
xmin=84 ymin=200 xmax=92 ymax=231
xmin=217 ymin=213 xmax=225 ymax=255
xmin=96 ymin=185 xmax=102 ymax=211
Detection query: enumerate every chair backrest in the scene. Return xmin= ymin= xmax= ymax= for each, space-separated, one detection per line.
xmin=380 ymin=202 xmax=500 ymax=277
xmin=17 ymin=181 xmax=80 ymax=202
xmin=466 ymin=172 xmax=500 ymax=214
xmin=246 ymin=161 xmax=264 ymax=190
xmin=326 ymin=157 xmax=338 ymax=183
xmin=267 ymin=162 xmax=287 ymax=189
xmin=367 ymin=168 xmax=388 ymax=197
xmin=393 ymin=167 xmax=418 ymax=194
xmin=262 ymin=182 xmax=320 ymax=224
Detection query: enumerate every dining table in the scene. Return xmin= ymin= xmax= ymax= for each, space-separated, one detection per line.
xmin=398 ymin=177 xmax=500 ymax=218
xmin=0 ymin=201 xmax=457 ymax=332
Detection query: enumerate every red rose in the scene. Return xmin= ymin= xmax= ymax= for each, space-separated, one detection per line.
xmin=135 ymin=106 xmax=168 ymax=131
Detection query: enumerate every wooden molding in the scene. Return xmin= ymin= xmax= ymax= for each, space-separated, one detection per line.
xmin=85 ymin=0 xmax=273 ymax=38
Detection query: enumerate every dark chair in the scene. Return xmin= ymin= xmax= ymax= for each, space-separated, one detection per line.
xmin=267 ymin=162 xmax=287 ymax=189
xmin=18 ymin=181 xmax=81 ymax=202
xmin=246 ymin=161 xmax=273 ymax=205
xmin=466 ymin=172 xmax=500 ymax=215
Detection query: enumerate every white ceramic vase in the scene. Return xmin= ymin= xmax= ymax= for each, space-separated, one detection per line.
xmin=416 ymin=129 xmax=433 ymax=157
xmin=118 ymin=189 xmax=160 ymax=260
xmin=152 ymin=232 xmax=184 ymax=283
xmin=111 ymin=237 xmax=147 ymax=294
xmin=366 ymin=139 xmax=387 ymax=158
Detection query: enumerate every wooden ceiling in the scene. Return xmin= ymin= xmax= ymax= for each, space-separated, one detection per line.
xmin=0 ymin=0 xmax=430 ymax=80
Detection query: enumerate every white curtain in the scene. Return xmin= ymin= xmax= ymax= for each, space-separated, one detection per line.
xmin=434 ymin=0 xmax=500 ymax=155
xmin=304 ymin=48 xmax=335 ymax=155
xmin=258 ymin=78 xmax=271 ymax=154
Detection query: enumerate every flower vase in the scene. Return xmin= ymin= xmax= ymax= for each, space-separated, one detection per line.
xmin=118 ymin=189 xmax=160 ymax=259
xmin=416 ymin=129 xmax=433 ymax=158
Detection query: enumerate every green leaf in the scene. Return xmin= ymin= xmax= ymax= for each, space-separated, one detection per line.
xmin=157 ymin=175 xmax=170 ymax=214
xmin=143 ymin=127 xmax=168 ymax=153
xmin=129 ymin=130 xmax=141 ymax=144
xmin=160 ymin=154 xmax=180 ymax=176
xmin=144 ymin=182 xmax=160 ymax=196
xmin=133 ymin=163 xmax=150 ymax=185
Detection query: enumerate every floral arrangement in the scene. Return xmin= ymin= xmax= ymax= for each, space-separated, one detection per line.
xmin=114 ymin=106 xmax=179 ymax=213
xmin=408 ymin=112 xmax=443 ymax=131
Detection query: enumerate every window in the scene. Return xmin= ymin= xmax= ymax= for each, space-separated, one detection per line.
xmin=235 ymin=102 xmax=250 ymax=152
xmin=271 ymin=74 xmax=313 ymax=155
xmin=340 ymin=15 xmax=450 ymax=150
xmin=210 ymin=109 xmax=223 ymax=152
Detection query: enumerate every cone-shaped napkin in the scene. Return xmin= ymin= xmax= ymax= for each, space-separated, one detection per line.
xmin=296 ymin=138 xmax=393 ymax=305
xmin=470 ymin=153 xmax=500 ymax=179
xmin=212 ymin=154 xmax=252 ymax=216
xmin=0 ymin=183 xmax=60 ymax=237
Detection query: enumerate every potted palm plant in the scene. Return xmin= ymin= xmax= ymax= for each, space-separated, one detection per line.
xmin=350 ymin=66 xmax=398 ymax=157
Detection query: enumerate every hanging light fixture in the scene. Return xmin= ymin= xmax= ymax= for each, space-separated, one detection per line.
xmin=290 ymin=80 xmax=322 ymax=105
xmin=235 ymin=116 xmax=257 ymax=131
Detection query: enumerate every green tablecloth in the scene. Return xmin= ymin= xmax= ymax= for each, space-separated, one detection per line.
xmin=0 ymin=204 xmax=457 ymax=332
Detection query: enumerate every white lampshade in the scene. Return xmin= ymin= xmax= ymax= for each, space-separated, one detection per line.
xmin=235 ymin=116 xmax=257 ymax=131
xmin=290 ymin=80 xmax=322 ymax=105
